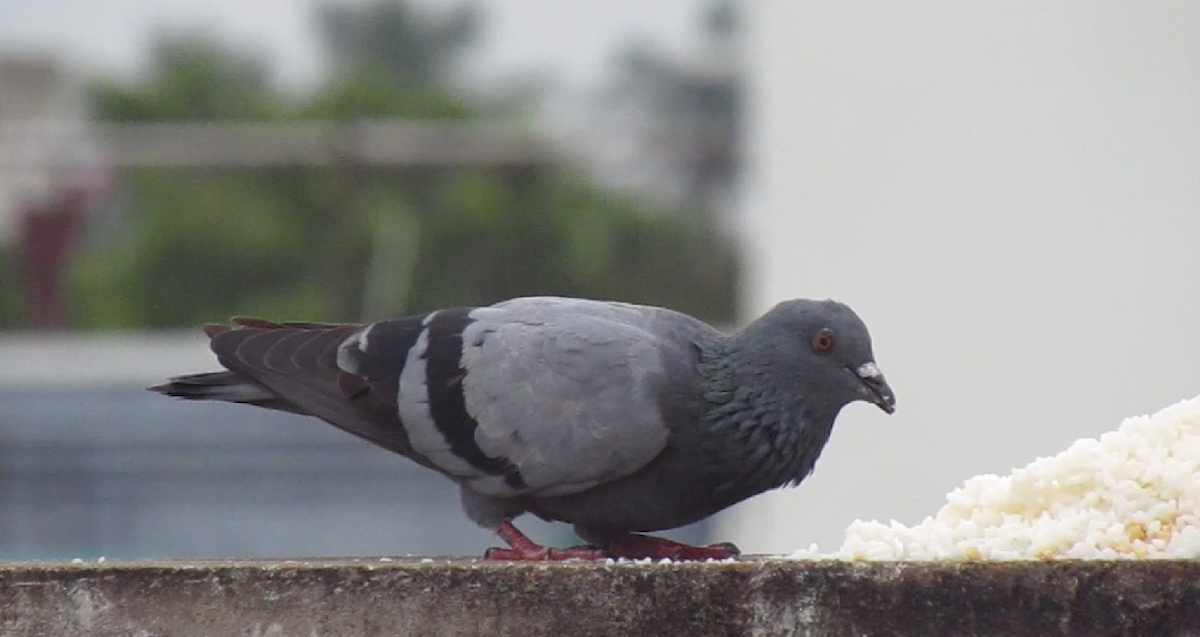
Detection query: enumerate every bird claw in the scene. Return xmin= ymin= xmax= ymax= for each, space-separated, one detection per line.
xmin=689 ymin=541 xmax=742 ymax=560
xmin=606 ymin=534 xmax=741 ymax=561
xmin=486 ymin=519 xmax=608 ymax=561
xmin=484 ymin=545 xmax=607 ymax=562
xmin=486 ymin=520 xmax=740 ymax=562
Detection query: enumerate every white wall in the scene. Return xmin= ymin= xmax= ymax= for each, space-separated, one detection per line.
xmin=719 ymin=1 xmax=1200 ymax=554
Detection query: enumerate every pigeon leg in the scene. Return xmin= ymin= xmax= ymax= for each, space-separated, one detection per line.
xmin=606 ymin=533 xmax=741 ymax=561
xmin=484 ymin=520 xmax=607 ymax=561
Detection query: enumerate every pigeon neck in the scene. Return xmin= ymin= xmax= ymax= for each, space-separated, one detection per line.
xmin=697 ymin=333 xmax=842 ymax=493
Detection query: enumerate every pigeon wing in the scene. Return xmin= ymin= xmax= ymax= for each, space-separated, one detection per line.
xmin=449 ymin=304 xmax=680 ymax=498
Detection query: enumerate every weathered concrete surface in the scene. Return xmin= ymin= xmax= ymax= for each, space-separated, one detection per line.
xmin=1 ymin=558 xmax=1199 ymax=637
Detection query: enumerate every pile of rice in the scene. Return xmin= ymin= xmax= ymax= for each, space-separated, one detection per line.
xmin=793 ymin=394 xmax=1200 ymax=560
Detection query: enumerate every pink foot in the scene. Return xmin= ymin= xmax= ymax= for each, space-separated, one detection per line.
xmin=484 ymin=545 xmax=607 ymax=561
xmin=484 ymin=520 xmax=607 ymax=561
xmin=606 ymin=534 xmax=741 ymax=561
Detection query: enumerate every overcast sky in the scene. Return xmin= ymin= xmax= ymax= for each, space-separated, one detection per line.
xmin=0 ymin=0 xmax=700 ymax=91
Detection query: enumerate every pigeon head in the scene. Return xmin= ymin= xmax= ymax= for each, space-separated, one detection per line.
xmin=742 ymin=299 xmax=896 ymax=415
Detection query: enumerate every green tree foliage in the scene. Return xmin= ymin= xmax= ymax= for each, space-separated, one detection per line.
xmin=406 ymin=169 xmax=738 ymax=318
xmin=91 ymin=35 xmax=279 ymax=122
xmin=0 ymin=246 xmax=27 ymax=329
xmin=303 ymin=69 xmax=472 ymax=121
xmin=66 ymin=0 xmax=739 ymax=330
xmin=69 ymin=33 xmax=316 ymax=328
xmin=317 ymin=0 xmax=480 ymax=87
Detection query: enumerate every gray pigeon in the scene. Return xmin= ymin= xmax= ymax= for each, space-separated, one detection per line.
xmin=151 ymin=296 xmax=895 ymax=560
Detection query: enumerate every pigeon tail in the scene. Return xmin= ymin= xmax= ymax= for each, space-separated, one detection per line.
xmin=149 ymin=371 xmax=313 ymax=416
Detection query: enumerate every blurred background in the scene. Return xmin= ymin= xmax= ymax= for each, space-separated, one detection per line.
xmin=0 ymin=0 xmax=1196 ymax=560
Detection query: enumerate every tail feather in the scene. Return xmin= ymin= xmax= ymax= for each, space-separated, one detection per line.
xmin=149 ymin=317 xmax=422 ymax=461
xmin=149 ymin=371 xmax=313 ymax=416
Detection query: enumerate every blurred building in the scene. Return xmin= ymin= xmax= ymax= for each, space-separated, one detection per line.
xmin=0 ymin=54 xmax=109 ymax=329
xmin=719 ymin=1 xmax=1200 ymax=554
xmin=563 ymin=0 xmax=743 ymax=232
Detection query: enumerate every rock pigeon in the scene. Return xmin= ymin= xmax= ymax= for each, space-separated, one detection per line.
xmin=150 ymin=296 xmax=895 ymax=561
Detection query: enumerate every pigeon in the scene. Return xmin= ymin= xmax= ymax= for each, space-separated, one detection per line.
xmin=150 ymin=296 xmax=895 ymax=561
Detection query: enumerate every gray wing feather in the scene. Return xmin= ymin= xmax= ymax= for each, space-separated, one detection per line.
xmin=459 ymin=299 xmax=682 ymax=497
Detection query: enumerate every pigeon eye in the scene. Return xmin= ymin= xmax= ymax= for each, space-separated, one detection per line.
xmin=812 ymin=329 xmax=835 ymax=353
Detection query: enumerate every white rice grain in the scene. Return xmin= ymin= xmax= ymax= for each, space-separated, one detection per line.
xmin=791 ymin=394 xmax=1200 ymax=560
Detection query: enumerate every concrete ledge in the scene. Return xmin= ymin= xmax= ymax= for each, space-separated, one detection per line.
xmin=2 ymin=558 xmax=1199 ymax=636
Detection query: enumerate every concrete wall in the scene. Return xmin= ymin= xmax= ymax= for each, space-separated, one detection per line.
xmin=3 ymin=558 xmax=1198 ymax=636
xmin=722 ymin=1 xmax=1200 ymax=553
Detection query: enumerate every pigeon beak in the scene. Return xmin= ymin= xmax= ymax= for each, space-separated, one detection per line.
xmin=852 ymin=362 xmax=896 ymax=414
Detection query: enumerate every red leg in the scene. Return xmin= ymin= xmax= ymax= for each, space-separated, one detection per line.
xmin=484 ymin=520 xmax=608 ymax=561
xmin=606 ymin=533 xmax=741 ymax=561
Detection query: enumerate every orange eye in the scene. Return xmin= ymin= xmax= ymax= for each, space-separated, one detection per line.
xmin=812 ymin=328 xmax=835 ymax=353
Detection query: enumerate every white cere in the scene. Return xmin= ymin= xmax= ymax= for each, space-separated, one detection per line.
xmin=856 ymin=362 xmax=882 ymax=379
